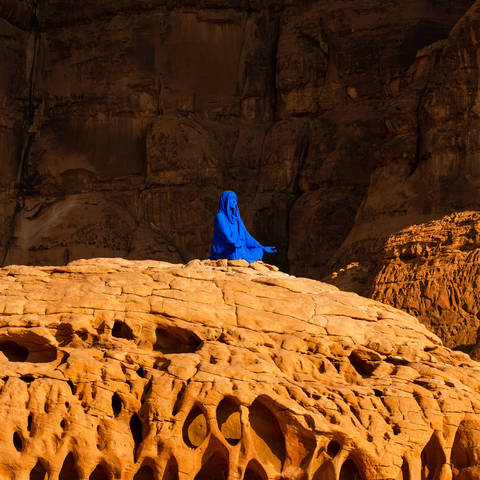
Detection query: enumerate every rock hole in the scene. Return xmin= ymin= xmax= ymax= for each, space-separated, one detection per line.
xmin=162 ymin=456 xmax=179 ymax=480
xmin=0 ymin=335 xmax=57 ymax=363
xmin=172 ymin=384 xmax=186 ymax=416
xmin=21 ymin=375 xmax=35 ymax=383
xmin=243 ymin=460 xmax=267 ymax=480
xmin=59 ymin=453 xmax=80 ymax=480
xmin=304 ymin=414 xmax=315 ymax=430
xmin=348 ymin=349 xmax=382 ymax=376
xmin=393 ymin=424 xmax=401 ymax=435
xmin=137 ymin=366 xmax=145 ymax=378
xmin=216 ymin=397 xmax=241 ymax=445
xmin=339 ymin=457 xmax=363 ymax=480
xmin=13 ymin=431 xmax=23 ymax=451
xmin=141 ymin=379 xmax=153 ymax=403
xmin=112 ymin=321 xmax=134 ymax=340
xmin=0 ymin=341 xmax=28 ymax=362
xmin=60 ymin=419 xmax=66 ymax=430
xmin=89 ymin=465 xmax=110 ymax=480
xmin=130 ymin=413 xmax=143 ymax=461
xmin=373 ymin=389 xmax=382 ymax=397
xmin=327 ymin=440 xmax=341 ymax=457
xmin=78 ymin=330 xmax=89 ymax=341
xmin=249 ymin=398 xmax=286 ymax=471
xmin=154 ymin=326 xmax=202 ymax=354
xmin=27 ymin=413 xmax=33 ymax=433
xmin=451 ymin=420 xmax=476 ymax=474
xmin=194 ymin=450 xmax=229 ymax=480
xmin=58 ymin=352 xmax=70 ymax=367
xmin=134 ymin=465 xmax=155 ymax=480
xmin=182 ymin=406 xmax=208 ymax=448
xmin=349 ymin=405 xmax=361 ymax=423
xmin=67 ymin=380 xmax=76 ymax=394
xmin=329 ymin=415 xmax=338 ymax=425
xmin=112 ymin=392 xmax=122 ymax=417
xmin=56 ymin=323 xmax=74 ymax=347
xmin=153 ymin=357 xmax=170 ymax=371
xmin=30 ymin=460 xmax=47 ymax=480
xmin=400 ymin=458 xmax=410 ymax=480
xmin=421 ymin=433 xmax=446 ymax=480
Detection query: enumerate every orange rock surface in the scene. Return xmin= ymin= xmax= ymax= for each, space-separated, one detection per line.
xmin=328 ymin=211 xmax=480 ymax=355
xmin=0 ymin=258 xmax=480 ymax=479
xmin=4 ymin=0 xmax=480 ymax=358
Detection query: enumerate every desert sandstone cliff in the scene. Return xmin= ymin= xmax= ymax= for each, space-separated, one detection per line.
xmin=327 ymin=1 xmax=480 ymax=354
xmin=0 ymin=0 xmax=474 ymax=269
xmin=0 ymin=258 xmax=479 ymax=479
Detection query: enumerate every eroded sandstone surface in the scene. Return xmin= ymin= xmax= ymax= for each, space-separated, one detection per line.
xmin=0 ymin=258 xmax=480 ymax=479
xmin=328 ymin=211 xmax=480 ymax=355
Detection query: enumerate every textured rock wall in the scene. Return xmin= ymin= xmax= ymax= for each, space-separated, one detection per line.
xmin=1 ymin=258 xmax=480 ymax=480
xmin=322 ymin=1 xmax=480 ymax=352
xmin=329 ymin=212 xmax=480 ymax=357
xmin=0 ymin=0 xmax=474 ymax=273
xmin=0 ymin=0 xmax=36 ymax=265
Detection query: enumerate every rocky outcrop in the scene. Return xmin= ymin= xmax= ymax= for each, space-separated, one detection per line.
xmin=328 ymin=211 xmax=480 ymax=359
xmin=324 ymin=1 xmax=480 ymax=352
xmin=0 ymin=257 xmax=480 ymax=479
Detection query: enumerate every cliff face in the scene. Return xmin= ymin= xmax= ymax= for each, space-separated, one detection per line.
xmin=1 ymin=257 xmax=480 ymax=480
xmin=3 ymin=0 xmax=480 ymax=350
xmin=325 ymin=2 xmax=480 ymax=352
xmin=0 ymin=0 xmax=473 ymax=267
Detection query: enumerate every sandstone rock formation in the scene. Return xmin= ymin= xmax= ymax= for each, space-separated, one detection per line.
xmin=328 ymin=211 xmax=480 ymax=358
xmin=5 ymin=0 xmax=480 ymax=354
xmin=0 ymin=0 xmax=475 ymax=273
xmin=0 ymin=258 xmax=480 ymax=479
xmin=324 ymin=1 xmax=480 ymax=352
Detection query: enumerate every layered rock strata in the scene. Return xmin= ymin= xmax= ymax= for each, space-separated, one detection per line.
xmin=0 ymin=258 xmax=480 ymax=479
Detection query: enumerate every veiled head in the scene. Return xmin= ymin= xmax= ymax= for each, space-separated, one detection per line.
xmin=218 ymin=191 xmax=240 ymax=223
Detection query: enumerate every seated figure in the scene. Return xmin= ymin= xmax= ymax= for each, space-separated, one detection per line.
xmin=209 ymin=191 xmax=277 ymax=262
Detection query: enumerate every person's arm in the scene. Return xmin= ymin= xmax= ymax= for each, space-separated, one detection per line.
xmin=239 ymin=219 xmax=262 ymax=248
xmin=215 ymin=214 xmax=242 ymax=248
xmin=240 ymin=220 xmax=277 ymax=253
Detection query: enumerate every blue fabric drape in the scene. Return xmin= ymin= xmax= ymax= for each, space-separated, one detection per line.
xmin=209 ymin=191 xmax=264 ymax=262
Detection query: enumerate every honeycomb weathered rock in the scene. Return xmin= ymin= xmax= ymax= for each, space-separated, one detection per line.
xmin=0 ymin=258 xmax=479 ymax=479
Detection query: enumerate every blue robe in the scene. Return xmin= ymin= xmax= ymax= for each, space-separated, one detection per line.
xmin=209 ymin=191 xmax=264 ymax=262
